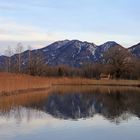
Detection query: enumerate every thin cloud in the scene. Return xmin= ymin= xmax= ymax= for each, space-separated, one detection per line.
xmin=0 ymin=17 xmax=54 ymax=42
xmin=0 ymin=1 xmax=49 ymax=11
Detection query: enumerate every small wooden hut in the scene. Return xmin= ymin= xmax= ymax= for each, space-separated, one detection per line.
xmin=100 ymin=73 xmax=111 ymax=80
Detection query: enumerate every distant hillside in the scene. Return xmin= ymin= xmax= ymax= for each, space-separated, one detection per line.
xmin=128 ymin=43 xmax=140 ymax=58
xmin=0 ymin=40 xmax=139 ymax=68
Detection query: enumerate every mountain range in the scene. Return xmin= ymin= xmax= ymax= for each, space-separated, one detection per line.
xmin=0 ymin=40 xmax=140 ymax=68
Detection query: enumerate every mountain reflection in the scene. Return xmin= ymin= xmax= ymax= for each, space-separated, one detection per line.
xmin=0 ymin=86 xmax=140 ymax=123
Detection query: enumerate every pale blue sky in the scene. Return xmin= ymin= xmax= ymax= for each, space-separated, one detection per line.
xmin=0 ymin=0 xmax=140 ymax=53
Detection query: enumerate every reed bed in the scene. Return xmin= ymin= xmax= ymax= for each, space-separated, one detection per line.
xmin=0 ymin=72 xmax=51 ymax=95
xmin=50 ymin=77 xmax=140 ymax=87
xmin=0 ymin=72 xmax=140 ymax=96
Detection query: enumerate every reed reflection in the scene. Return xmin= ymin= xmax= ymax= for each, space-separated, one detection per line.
xmin=0 ymin=86 xmax=140 ymax=124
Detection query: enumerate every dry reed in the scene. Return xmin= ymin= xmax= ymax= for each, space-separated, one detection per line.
xmin=0 ymin=72 xmax=140 ymax=96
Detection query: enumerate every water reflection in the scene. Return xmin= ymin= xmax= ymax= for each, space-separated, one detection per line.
xmin=0 ymin=86 xmax=140 ymax=123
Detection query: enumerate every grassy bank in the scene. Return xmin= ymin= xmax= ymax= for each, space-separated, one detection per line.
xmin=50 ymin=77 xmax=140 ymax=87
xmin=0 ymin=72 xmax=140 ymax=95
xmin=0 ymin=72 xmax=51 ymax=94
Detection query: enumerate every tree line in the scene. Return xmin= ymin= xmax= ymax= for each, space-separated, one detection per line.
xmin=0 ymin=45 xmax=140 ymax=80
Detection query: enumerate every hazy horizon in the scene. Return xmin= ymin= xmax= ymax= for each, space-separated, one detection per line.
xmin=0 ymin=0 xmax=140 ymax=53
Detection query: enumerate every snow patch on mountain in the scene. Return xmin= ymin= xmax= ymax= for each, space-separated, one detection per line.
xmin=88 ymin=45 xmax=96 ymax=55
xmin=0 ymin=40 xmax=139 ymax=68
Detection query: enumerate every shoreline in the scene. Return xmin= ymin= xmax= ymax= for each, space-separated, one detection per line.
xmin=0 ymin=87 xmax=51 ymax=97
xmin=52 ymin=83 xmax=140 ymax=87
xmin=0 ymin=72 xmax=140 ymax=96
xmin=50 ymin=78 xmax=140 ymax=87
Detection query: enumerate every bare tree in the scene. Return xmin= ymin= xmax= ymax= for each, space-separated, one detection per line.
xmin=29 ymin=50 xmax=45 ymax=76
xmin=104 ymin=46 xmax=134 ymax=79
xmin=131 ymin=58 xmax=140 ymax=79
xmin=15 ymin=43 xmax=23 ymax=73
xmin=81 ymin=62 xmax=101 ymax=79
xmin=27 ymin=46 xmax=32 ymax=74
xmin=5 ymin=46 xmax=13 ymax=72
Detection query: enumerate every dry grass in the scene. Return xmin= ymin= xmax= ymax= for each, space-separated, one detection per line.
xmin=0 ymin=72 xmax=51 ymax=94
xmin=0 ymin=72 xmax=140 ymax=96
xmin=50 ymin=77 xmax=140 ymax=87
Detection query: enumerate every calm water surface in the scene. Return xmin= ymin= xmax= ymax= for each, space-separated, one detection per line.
xmin=0 ymin=86 xmax=140 ymax=140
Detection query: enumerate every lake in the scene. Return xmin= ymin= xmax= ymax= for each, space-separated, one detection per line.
xmin=0 ymin=86 xmax=140 ymax=140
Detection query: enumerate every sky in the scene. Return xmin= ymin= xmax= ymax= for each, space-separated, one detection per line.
xmin=0 ymin=0 xmax=140 ymax=54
